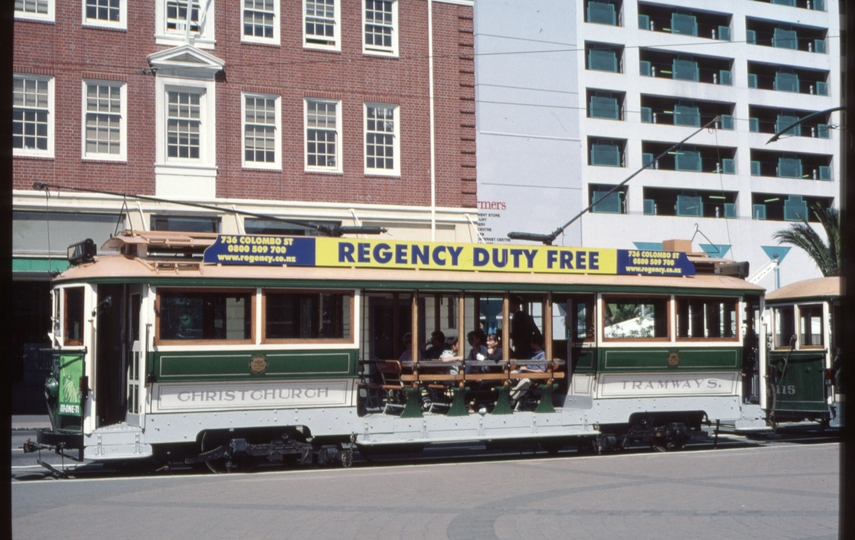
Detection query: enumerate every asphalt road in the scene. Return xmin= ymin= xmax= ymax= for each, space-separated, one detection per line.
xmin=12 ymin=440 xmax=839 ymax=540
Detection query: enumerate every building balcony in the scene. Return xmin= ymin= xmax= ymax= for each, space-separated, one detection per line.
xmin=750 ymin=193 xmax=832 ymax=222
xmin=746 ymin=17 xmax=827 ymax=54
xmin=751 ymin=0 xmax=826 ymax=12
xmin=639 ymin=48 xmax=733 ymax=86
xmin=748 ymin=105 xmax=833 ymax=139
xmin=585 ymin=0 xmax=623 ymax=27
xmin=641 ymin=141 xmax=737 ymax=175
xmin=747 ymin=61 xmax=829 ymax=96
xmin=642 ymin=188 xmax=738 ymax=218
xmin=749 ymin=149 xmax=832 ymax=180
xmin=637 ymin=2 xmax=732 ymax=41
xmin=640 ymin=95 xmax=734 ymax=130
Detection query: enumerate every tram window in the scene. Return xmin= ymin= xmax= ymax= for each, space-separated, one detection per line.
xmin=158 ymin=290 xmax=253 ymax=342
xmin=552 ymin=295 xmax=595 ymax=342
xmin=675 ymin=297 xmax=738 ymax=340
xmin=603 ymin=296 xmax=668 ymax=339
xmin=773 ymin=307 xmax=795 ymax=349
xmin=420 ymin=293 xmax=459 ymax=355
xmin=64 ymin=287 xmax=85 ymax=346
xmin=479 ymin=296 xmax=504 ymax=336
xmin=510 ymin=295 xmax=545 ymax=359
xmin=264 ymin=291 xmax=352 ymax=341
xmin=798 ymin=304 xmax=823 ymax=347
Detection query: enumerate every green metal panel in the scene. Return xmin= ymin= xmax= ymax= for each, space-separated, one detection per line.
xmin=57 ymin=353 xmax=84 ymax=432
xmin=773 ymin=28 xmax=798 ymax=50
xmin=775 ymin=72 xmax=799 ymax=93
xmin=675 ymin=150 xmax=702 ymax=172
xmin=151 ymin=349 xmax=358 ymax=381
xmin=573 ymin=348 xmax=597 ymax=372
xmin=13 ymin=257 xmax=70 ymax=273
xmin=719 ymin=70 xmax=732 ymax=86
xmin=778 ymin=157 xmax=803 ymax=179
xmin=672 ymin=59 xmax=699 ymax=82
xmin=816 ymin=81 xmax=828 ymax=96
xmin=746 ymin=30 xmax=756 ymax=45
xmin=591 ymin=143 xmax=621 ymax=167
xmin=768 ymin=351 xmax=827 ymax=412
xmin=587 ymin=1 xmax=616 ymax=25
xmin=638 ymin=14 xmax=649 ymax=30
xmin=818 ymin=166 xmax=831 ymax=180
xmin=784 ymin=195 xmax=808 ymax=221
xmin=717 ymin=26 xmax=730 ymax=41
xmin=671 ymin=13 xmax=697 ymax=36
xmin=814 ymin=39 xmax=826 ymax=54
xmin=776 ymin=115 xmax=801 ymax=137
xmin=724 ymin=203 xmax=737 ymax=218
xmin=589 ymin=96 xmax=620 ymax=119
xmin=591 ymin=190 xmax=622 ymax=213
xmin=639 ymin=60 xmax=651 ymax=76
xmin=643 ymin=199 xmax=655 ymax=215
xmin=588 ymin=49 xmax=618 ymax=72
xmin=673 ymin=105 xmax=700 ymax=127
xmin=640 ymin=107 xmax=652 ymax=123
xmin=601 ymin=348 xmax=740 ymax=371
xmin=748 ymin=73 xmax=758 ymax=88
xmin=642 ymin=153 xmax=655 ymax=168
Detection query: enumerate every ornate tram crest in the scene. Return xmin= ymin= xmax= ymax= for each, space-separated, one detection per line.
xmin=249 ymin=353 xmax=269 ymax=375
xmin=667 ymin=351 xmax=680 ymax=368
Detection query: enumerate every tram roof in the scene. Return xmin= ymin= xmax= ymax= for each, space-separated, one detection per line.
xmin=765 ymin=276 xmax=841 ymax=303
xmin=53 ymin=252 xmax=765 ymax=295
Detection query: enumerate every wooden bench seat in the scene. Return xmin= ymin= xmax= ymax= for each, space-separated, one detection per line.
xmin=363 ymin=357 xmax=566 ymax=417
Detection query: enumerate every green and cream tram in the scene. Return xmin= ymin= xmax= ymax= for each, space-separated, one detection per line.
xmin=37 ymin=231 xmax=767 ymax=470
xmin=763 ymin=277 xmax=843 ymax=428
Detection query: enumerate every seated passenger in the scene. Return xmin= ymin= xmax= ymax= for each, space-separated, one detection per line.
xmin=424 ymin=331 xmax=447 ymax=359
xmin=464 ymin=330 xmax=489 ymax=374
xmin=485 ymin=333 xmax=502 ymax=361
xmin=398 ymin=332 xmax=418 ymax=362
xmin=510 ymin=336 xmax=546 ymax=406
xmin=439 ymin=337 xmax=461 ymax=375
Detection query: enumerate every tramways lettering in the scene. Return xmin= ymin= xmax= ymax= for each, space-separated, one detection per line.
xmin=599 ymin=372 xmax=739 ymax=398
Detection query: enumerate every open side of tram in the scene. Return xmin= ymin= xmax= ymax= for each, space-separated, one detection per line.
xmin=763 ymin=276 xmax=843 ymax=428
xmin=36 ymin=231 xmax=767 ymax=470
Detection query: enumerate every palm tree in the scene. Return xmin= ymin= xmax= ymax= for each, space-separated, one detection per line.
xmin=773 ymin=202 xmax=840 ymax=277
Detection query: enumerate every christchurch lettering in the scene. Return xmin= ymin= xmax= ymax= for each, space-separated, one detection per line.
xmin=177 ymin=387 xmax=330 ymax=402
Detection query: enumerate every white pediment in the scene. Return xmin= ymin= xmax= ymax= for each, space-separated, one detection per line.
xmin=147 ymin=45 xmax=225 ymax=76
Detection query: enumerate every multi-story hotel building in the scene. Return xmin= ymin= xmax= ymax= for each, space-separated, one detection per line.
xmin=476 ymin=0 xmax=840 ymax=287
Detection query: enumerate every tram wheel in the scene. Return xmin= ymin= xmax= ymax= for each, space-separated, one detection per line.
xmin=200 ymin=431 xmax=230 ymax=473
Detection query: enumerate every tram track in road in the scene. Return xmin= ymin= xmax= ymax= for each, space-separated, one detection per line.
xmin=11 ymin=424 xmax=839 ymax=482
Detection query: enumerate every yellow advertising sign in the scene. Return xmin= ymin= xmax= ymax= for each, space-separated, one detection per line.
xmin=316 ymin=238 xmax=618 ymax=274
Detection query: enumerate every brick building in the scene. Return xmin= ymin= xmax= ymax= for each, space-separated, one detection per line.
xmin=12 ymin=0 xmax=476 ymax=412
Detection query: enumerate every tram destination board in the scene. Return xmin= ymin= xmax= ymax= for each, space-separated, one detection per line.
xmin=203 ymin=236 xmax=695 ymax=277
